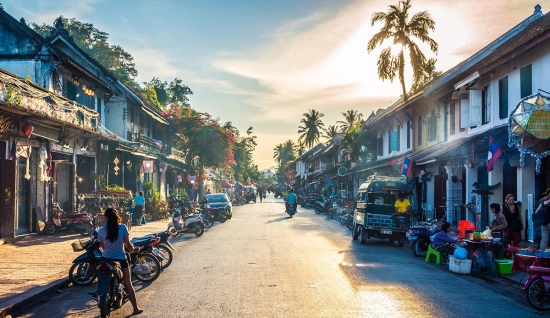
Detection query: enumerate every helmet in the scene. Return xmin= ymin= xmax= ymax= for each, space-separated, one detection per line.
xmin=289 ymin=188 xmax=294 ymax=193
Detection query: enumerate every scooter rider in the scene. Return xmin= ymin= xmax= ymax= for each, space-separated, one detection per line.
xmin=286 ymin=188 xmax=297 ymax=213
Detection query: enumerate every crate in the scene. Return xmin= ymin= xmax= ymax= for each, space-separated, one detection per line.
xmin=449 ymin=256 xmax=472 ymax=274
xmin=71 ymin=239 xmax=88 ymax=252
xmin=495 ymin=259 xmax=514 ymax=275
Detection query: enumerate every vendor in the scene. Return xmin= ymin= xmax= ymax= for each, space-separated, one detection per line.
xmin=432 ymin=222 xmax=464 ymax=263
xmin=490 ymin=203 xmax=508 ymax=249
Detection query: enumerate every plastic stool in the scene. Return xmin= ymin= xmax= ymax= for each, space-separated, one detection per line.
xmin=425 ymin=245 xmax=442 ymax=264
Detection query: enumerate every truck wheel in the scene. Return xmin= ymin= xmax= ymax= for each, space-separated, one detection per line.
xmin=360 ymin=228 xmax=367 ymax=245
xmin=352 ymin=225 xmax=360 ymax=240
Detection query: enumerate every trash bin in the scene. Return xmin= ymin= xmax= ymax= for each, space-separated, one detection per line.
xmin=130 ymin=208 xmax=137 ymax=225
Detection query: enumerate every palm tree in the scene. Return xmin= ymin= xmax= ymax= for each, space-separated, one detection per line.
xmin=273 ymin=140 xmax=297 ymax=182
xmin=408 ymin=57 xmax=441 ymax=94
xmin=296 ymin=140 xmax=307 ymax=156
xmin=367 ymin=0 xmax=438 ymax=99
xmin=298 ymin=109 xmax=325 ymax=148
xmin=337 ymin=110 xmax=363 ymax=133
xmin=322 ymin=125 xmax=340 ymax=142
xmin=273 ymin=144 xmax=284 ymax=164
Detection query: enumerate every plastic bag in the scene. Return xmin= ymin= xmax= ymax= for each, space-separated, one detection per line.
xmin=471 ymin=251 xmax=495 ymax=275
xmin=482 ymin=226 xmax=492 ymax=238
xmin=454 ymin=245 xmax=468 ymax=259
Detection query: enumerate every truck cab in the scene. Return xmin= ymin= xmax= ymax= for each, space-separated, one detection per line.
xmin=352 ymin=175 xmax=415 ymax=247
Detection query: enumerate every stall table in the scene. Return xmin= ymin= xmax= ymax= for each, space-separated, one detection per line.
xmin=460 ymin=239 xmax=503 ymax=260
xmin=512 ymin=254 xmax=550 ymax=273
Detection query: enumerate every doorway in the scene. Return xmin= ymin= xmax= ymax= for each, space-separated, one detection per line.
xmin=16 ymin=157 xmax=30 ymax=234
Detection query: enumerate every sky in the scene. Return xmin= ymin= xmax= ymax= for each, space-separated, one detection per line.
xmin=3 ymin=0 xmax=549 ymax=170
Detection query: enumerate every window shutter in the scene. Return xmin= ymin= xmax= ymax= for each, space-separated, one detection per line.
xmin=499 ymin=77 xmax=508 ymax=119
xmin=390 ymin=130 xmax=398 ymax=152
xmin=460 ymin=98 xmax=470 ymax=128
xmin=396 ymin=125 xmax=400 ymax=150
xmin=520 ymin=64 xmax=532 ymax=98
xmin=469 ymin=90 xmax=482 ymax=126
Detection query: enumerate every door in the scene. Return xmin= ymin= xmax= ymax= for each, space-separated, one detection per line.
xmin=434 ymin=173 xmax=446 ymax=219
xmin=0 ymin=159 xmax=16 ymax=238
xmin=16 ymin=157 xmax=30 ymax=234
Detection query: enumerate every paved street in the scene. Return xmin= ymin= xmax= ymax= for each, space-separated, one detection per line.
xmin=18 ymin=194 xmax=538 ymax=318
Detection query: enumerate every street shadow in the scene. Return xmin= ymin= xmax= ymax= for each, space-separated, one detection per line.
xmin=266 ymin=216 xmax=290 ymax=224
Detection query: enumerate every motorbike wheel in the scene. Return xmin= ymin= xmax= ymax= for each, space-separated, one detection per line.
xmin=69 ymin=260 xmax=97 ymax=286
xmin=157 ymin=245 xmax=173 ymax=269
xmin=194 ymin=223 xmax=205 ymax=237
xmin=44 ymin=224 xmax=56 ymax=235
xmin=526 ymin=276 xmax=550 ymax=311
xmin=133 ymin=253 xmax=161 ymax=283
xmin=411 ymin=240 xmax=424 ymax=257
xmin=168 ymin=226 xmax=180 ymax=238
xmin=346 ymin=217 xmax=354 ymax=230
xmin=359 ymin=228 xmax=367 ymax=245
xmin=114 ymin=292 xmax=123 ymax=309
xmin=80 ymin=223 xmax=93 ymax=236
xmin=202 ymin=214 xmax=214 ymax=228
xmin=314 ymin=207 xmax=321 ymax=214
xmin=217 ymin=213 xmax=227 ymax=223
xmin=99 ymin=294 xmax=111 ymax=318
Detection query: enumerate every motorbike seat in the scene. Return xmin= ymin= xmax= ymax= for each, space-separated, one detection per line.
xmin=133 ymin=234 xmax=156 ymax=241
xmin=67 ymin=213 xmax=87 ymax=219
xmin=131 ymin=239 xmax=153 ymax=246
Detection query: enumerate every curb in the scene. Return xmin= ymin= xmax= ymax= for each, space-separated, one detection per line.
xmin=0 ymin=278 xmax=69 ymax=318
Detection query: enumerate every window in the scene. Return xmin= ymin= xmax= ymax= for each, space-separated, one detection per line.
xmin=97 ymin=97 xmax=102 ymax=120
xmin=406 ymin=120 xmax=411 ymax=149
xmin=469 ymin=90 xmax=482 ymax=126
xmin=428 ymin=110 xmax=437 ymax=142
xmin=450 ymin=103 xmax=455 ymax=135
xmin=377 ymin=136 xmax=383 ymax=156
xmin=520 ymin=64 xmax=532 ymax=98
xmin=417 ymin=115 xmax=423 ymax=146
xmin=443 ymin=106 xmax=448 ymax=142
xmin=499 ymin=76 xmax=508 ymax=119
xmin=387 ymin=130 xmax=391 ymax=153
xmin=390 ymin=129 xmax=399 ymax=152
xmin=482 ymin=85 xmax=490 ymax=124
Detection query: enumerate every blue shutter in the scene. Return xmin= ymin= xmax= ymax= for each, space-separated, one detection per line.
xmin=520 ymin=64 xmax=532 ymax=98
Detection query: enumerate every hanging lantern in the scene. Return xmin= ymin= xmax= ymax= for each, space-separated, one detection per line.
xmin=21 ymin=123 xmax=33 ymax=138
xmin=201 ymin=174 xmax=207 ymax=179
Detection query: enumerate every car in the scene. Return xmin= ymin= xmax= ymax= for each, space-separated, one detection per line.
xmin=243 ymin=186 xmax=256 ymax=203
xmin=205 ymin=193 xmax=232 ymax=218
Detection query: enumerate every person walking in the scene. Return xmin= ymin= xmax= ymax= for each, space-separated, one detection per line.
xmin=535 ymin=192 xmax=550 ymax=251
xmin=501 ymin=194 xmax=523 ymax=247
xmin=134 ymin=191 xmax=145 ymax=226
xmin=257 ymin=186 xmax=263 ymax=203
xmin=97 ymin=208 xmax=143 ymax=315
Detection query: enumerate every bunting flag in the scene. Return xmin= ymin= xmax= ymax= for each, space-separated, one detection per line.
xmin=486 ymin=136 xmax=503 ymax=173
xmin=142 ymin=160 xmax=153 ymax=173
xmin=400 ymin=155 xmax=412 ymax=177
xmin=385 ymin=157 xmax=400 ymax=166
xmin=159 ymin=162 xmax=167 ymax=179
xmin=189 ymin=175 xmax=195 ymax=184
xmin=176 ymin=173 xmax=183 ymax=183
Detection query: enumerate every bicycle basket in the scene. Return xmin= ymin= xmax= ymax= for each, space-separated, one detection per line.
xmin=71 ymin=239 xmax=88 ymax=252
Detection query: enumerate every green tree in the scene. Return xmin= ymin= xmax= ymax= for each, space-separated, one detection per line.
xmin=337 ymin=110 xmax=363 ymax=133
xmin=408 ymin=57 xmax=441 ymax=94
xmin=232 ymin=126 xmax=260 ymax=183
xmin=367 ymin=0 xmax=438 ymax=100
xmin=32 ymin=17 xmax=140 ymax=89
xmin=297 ymin=109 xmax=325 ymax=148
xmin=322 ymin=125 xmax=340 ymax=143
xmin=273 ymin=140 xmax=297 ymax=182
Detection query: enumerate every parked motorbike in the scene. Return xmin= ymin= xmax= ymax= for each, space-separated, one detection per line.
xmin=168 ymin=208 xmax=205 ymax=237
xmin=96 ymin=259 xmax=128 ymax=318
xmin=339 ymin=208 xmax=355 ymax=230
xmin=69 ymin=235 xmax=102 ymax=286
xmin=133 ymin=230 xmax=175 ymax=270
xmin=314 ymin=197 xmax=337 ymax=215
xmin=44 ymin=206 xmax=93 ymax=236
xmin=408 ymin=220 xmax=439 ymax=257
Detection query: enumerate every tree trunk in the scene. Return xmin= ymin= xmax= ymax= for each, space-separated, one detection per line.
xmin=198 ymin=164 xmax=204 ymax=201
xmin=399 ymin=51 xmax=407 ymax=100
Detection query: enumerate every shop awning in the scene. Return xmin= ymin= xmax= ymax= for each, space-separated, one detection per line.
xmin=221 ymin=180 xmax=234 ymax=188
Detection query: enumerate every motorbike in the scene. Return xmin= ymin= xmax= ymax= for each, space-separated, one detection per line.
xmin=314 ymin=197 xmax=337 ymax=215
xmin=408 ymin=220 xmax=439 ymax=257
xmin=130 ymin=236 xmax=166 ymax=270
xmin=168 ymin=208 xmax=205 ymax=237
xmin=96 ymin=259 xmax=128 ymax=318
xmin=44 ymin=205 xmax=93 ymax=236
xmin=133 ymin=230 xmax=175 ymax=270
xmin=339 ymin=208 xmax=355 ymax=230
xmin=305 ymin=194 xmax=317 ymax=209
xmin=69 ymin=234 xmax=102 ymax=286
xmin=287 ymin=203 xmax=296 ymax=218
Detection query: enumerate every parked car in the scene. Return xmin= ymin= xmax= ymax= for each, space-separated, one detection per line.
xmin=205 ymin=193 xmax=232 ymax=218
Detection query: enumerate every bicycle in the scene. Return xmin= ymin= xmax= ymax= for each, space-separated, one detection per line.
xmin=524 ymin=266 xmax=550 ymax=312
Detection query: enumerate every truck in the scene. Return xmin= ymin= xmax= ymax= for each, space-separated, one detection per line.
xmin=352 ymin=175 xmax=416 ymax=247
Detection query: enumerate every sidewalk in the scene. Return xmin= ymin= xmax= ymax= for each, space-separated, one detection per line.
xmin=0 ymin=220 xmax=169 ymax=318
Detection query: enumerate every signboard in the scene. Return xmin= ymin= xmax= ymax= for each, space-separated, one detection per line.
xmin=337 ymin=166 xmax=347 ymax=177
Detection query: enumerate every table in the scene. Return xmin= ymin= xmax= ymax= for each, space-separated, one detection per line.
xmin=460 ymin=239 xmax=503 ymax=260
xmin=512 ymin=254 xmax=550 ymax=273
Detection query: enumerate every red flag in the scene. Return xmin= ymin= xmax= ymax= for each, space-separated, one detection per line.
xmin=486 ymin=136 xmax=503 ymax=173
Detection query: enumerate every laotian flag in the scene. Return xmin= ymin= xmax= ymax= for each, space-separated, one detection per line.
xmin=142 ymin=160 xmax=153 ymax=173
xmin=486 ymin=136 xmax=503 ymax=173
xmin=400 ymin=155 xmax=412 ymax=177
xmin=159 ymin=162 xmax=167 ymax=179
xmin=176 ymin=173 xmax=183 ymax=183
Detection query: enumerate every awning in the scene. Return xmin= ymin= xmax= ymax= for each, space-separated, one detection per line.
xmin=141 ymin=106 xmax=168 ymax=125
xmin=221 ymin=180 xmax=234 ymax=188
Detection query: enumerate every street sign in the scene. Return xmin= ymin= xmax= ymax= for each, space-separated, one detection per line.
xmin=337 ymin=166 xmax=347 ymax=177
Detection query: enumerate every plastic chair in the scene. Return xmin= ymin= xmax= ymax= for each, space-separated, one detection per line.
xmin=421 ymin=203 xmax=434 ymax=221
xmin=458 ymin=220 xmax=475 ymax=238
xmin=425 ymin=244 xmax=441 ymax=264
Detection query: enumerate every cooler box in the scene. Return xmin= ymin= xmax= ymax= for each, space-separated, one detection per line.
xmin=495 ymin=259 xmax=514 ymax=275
xmin=449 ymin=256 xmax=472 ymax=274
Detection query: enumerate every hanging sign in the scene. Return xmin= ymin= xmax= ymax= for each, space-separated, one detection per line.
xmin=337 ymin=166 xmax=348 ymax=177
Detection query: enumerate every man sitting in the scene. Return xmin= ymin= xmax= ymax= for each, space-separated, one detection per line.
xmin=285 ymin=189 xmax=297 ymax=213
xmin=392 ymin=192 xmax=411 ymax=230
